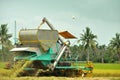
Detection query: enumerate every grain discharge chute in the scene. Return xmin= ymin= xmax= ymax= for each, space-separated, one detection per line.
xmin=10 ymin=17 xmax=93 ymax=77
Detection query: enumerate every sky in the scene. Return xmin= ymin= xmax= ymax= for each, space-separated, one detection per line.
xmin=0 ymin=0 xmax=120 ymax=45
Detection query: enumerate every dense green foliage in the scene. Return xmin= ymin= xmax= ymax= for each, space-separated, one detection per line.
xmin=70 ymin=44 xmax=119 ymax=63
xmin=77 ymin=27 xmax=97 ymax=61
xmin=0 ymin=24 xmax=13 ymax=62
xmin=109 ymin=33 xmax=120 ymax=61
xmin=70 ymin=27 xmax=120 ymax=63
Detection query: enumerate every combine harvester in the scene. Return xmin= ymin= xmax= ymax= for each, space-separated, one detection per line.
xmin=10 ymin=17 xmax=93 ymax=77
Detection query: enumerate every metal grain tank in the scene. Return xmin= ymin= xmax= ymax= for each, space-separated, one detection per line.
xmin=19 ymin=29 xmax=58 ymax=51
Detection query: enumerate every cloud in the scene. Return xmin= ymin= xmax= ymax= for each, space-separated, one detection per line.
xmin=77 ymin=0 xmax=120 ymax=22
xmin=0 ymin=0 xmax=120 ymax=45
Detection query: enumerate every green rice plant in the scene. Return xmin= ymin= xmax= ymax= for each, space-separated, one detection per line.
xmin=94 ymin=63 xmax=120 ymax=70
xmin=0 ymin=69 xmax=11 ymax=77
xmin=0 ymin=62 xmax=9 ymax=69
xmin=93 ymin=69 xmax=120 ymax=77
xmin=93 ymin=63 xmax=120 ymax=77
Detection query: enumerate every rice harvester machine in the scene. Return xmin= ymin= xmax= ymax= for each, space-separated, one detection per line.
xmin=10 ymin=17 xmax=93 ymax=77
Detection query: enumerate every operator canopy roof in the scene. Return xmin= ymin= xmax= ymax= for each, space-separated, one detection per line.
xmin=59 ymin=31 xmax=77 ymax=39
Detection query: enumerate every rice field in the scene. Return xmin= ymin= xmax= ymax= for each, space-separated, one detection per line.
xmin=94 ymin=63 xmax=120 ymax=70
xmin=0 ymin=62 xmax=120 ymax=80
xmin=93 ymin=63 xmax=120 ymax=77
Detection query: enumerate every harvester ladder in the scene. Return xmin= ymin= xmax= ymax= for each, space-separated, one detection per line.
xmin=53 ymin=41 xmax=70 ymax=69
xmin=53 ymin=44 xmax=67 ymax=69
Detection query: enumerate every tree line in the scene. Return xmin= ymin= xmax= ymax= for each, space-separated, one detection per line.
xmin=0 ymin=24 xmax=120 ymax=63
xmin=70 ymin=27 xmax=120 ymax=63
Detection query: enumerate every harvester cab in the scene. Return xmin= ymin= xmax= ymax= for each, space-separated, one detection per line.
xmin=10 ymin=17 xmax=93 ymax=77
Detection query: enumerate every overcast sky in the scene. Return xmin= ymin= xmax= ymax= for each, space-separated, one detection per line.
xmin=0 ymin=0 xmax=120 ymax=45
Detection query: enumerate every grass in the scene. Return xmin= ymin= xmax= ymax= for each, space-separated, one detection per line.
xmin=0 ymin=61 xmax=6 ymax=68
xmin=0 ymin=62 xmax=11 ymax=77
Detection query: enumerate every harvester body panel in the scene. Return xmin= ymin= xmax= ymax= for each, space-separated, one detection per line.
xmin=19 ymin=29 xmax=58 ymax=52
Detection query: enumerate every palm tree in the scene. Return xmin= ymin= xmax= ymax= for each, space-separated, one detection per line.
xmin=0 ymin=24 xmax=12 ymax=61
xmin=78 ymin=27 xmax=97 ymax=61
xmin=109 ymin=33 xmax=120 ymax=61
